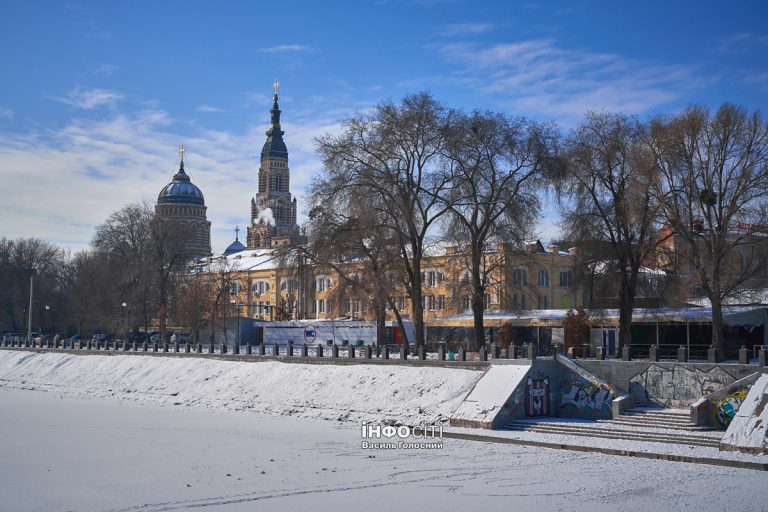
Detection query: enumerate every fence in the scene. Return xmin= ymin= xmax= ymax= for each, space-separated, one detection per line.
xmin=1 ymin=337 xmax=765 ymax=367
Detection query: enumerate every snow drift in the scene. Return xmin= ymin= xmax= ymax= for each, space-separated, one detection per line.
xmin=0 ymin=351 xmax=483 ymax=425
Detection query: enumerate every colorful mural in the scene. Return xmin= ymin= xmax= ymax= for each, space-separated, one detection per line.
xmin=713 ymin=387 xmax=750 ymax=429
xmin=525 ymin=378 xmax=550 ymax=417
xmin=560 ymin=379 xmax=614 ymax=418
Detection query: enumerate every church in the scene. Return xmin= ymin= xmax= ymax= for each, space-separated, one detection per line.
xmin=157 ymin=82 xmax=580 ymax=325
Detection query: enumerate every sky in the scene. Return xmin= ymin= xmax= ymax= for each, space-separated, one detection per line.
xmin=1 ymin=1 xmax=766 ymax=255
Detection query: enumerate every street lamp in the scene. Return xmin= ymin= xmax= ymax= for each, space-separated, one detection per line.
xmin=43 ymin=305 xmax=50 ymax=335
xmin=122 ymin=302 xmax=128 ymax=341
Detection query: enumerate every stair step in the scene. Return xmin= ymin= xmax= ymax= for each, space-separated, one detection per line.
xmin=508 ymin=421 xmax=716 ymax=440
xmin=506 ymin=422 xmax=720 ymax=447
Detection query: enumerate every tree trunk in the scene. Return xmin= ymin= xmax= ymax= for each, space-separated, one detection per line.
xmin=374 ymin=298 xmax=387 ymax=347
xmin=616 ymin=277 xmax=635 ymax=354
xmin=710 ymin=297 xmax=724 ymax=353
xmin=470 ymin=246 xmax=485 ymax=351
xmin=410 ymin=262 xmax=425 ymax=349
xmin=387 ymin=296 xmax=409 ymax=349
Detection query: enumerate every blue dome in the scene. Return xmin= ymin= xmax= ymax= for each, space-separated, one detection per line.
xmin=223 ymin=239 xmax=246 ymax=255
xmin=157 ymin=162 xmax=205 ymax=205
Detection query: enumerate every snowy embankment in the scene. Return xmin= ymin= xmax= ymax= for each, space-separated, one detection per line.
xmin=0 ymin=351 xmax=483 ymax=425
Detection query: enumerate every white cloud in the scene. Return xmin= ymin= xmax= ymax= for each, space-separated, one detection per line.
xmin=433 ymin=39 xmax=706 ymax=122
xmin=196 ymin=104 xmax=225 ymax=113
xmin=256 ymin=44 xmax=313 ymax=54
xmin=0 ymin=102 xmax=348 ymax=255
xmin=439 ymin=23 xmax=495 ymax=37
xmin=91 ymin=63 xmax=119 ymax=76
xmin=55 ymin=87 xmax=125 ymax=110
xmin=0 ymin=107 xmax=13 ymax=120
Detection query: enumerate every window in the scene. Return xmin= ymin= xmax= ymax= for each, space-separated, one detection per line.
xmin=461 ymin=296 xmax=471 ymax=310
xmin=280 ymin=279 xmax=297 ymax=294
xmin=318 ymin=299 xmax=325 ymax=313
xmin=520 ymin=294 xmax=527 ymax=310
xmin=438 ymin=295 xmax=445 ymax=310
xmin=311 ymin=300 xmax=317 ymax=313
xmin=316 ymin=276 xmax=326 ymax=292
xmin=484 ymin=293 xmax=492 ymax=310
xmin=426 ymin=295 xmax=436 ymax=311
xmin=560 ymin=295 xmax=571 ymax=308
xmin=538 ymin=269 xmax=549 ymax=288
xmin=559 ymin=269 xmax=572 ymax=288
xmin=251 ymin=281 xmax=270 ymax=296
xmin=538 ymin=295 xmax=549 ymax=309
xmin=228 ymin=281 xmax=244 ymax=294
xmin=424 ymin=270 xmax=440 ymax=288
xmin=513 ymin=267 xmax=528 ymax=286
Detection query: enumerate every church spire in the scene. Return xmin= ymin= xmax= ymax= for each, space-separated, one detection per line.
xmin=261 ymin=80 xmax=288 ymax=159
xmin=173 ymin=144 xmax=190 ymax=181
xmin=270 ymin=78 xmax=281 ymax=127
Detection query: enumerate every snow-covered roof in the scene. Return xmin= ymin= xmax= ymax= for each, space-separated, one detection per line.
xmin=194 ymin=248 xmax=281 ymax=273
xmin=686 ymin=288 xmax=768 ymax=308
xmin=439 ymin=306 xmax=768 ymax=326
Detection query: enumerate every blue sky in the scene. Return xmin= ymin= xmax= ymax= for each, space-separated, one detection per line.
xmin=1 ymin=1 xmax=766 ymax=253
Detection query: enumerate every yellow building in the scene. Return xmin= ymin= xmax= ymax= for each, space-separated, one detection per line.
xmin=199 ymin=238 xmax=581 ymax=324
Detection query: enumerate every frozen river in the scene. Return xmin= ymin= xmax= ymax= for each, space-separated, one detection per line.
xmin=0 ymin=388 xmax=765 ymax=512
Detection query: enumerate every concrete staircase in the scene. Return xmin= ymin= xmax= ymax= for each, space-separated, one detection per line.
xmin=506 ymin=407 xmax=720 ymax=448
xmin=605 ymin=407 xmax=713 ymax=432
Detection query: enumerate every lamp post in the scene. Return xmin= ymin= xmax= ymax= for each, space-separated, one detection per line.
xmin=122 ymin=302 xmax=128 ymax=341
xmin=27 ymin=275 xmax=34 ymax=342
xmin=43 ymin=305 xmax=50 ymax=334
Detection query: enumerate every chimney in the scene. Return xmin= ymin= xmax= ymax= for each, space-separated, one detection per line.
xmin=526 ymin=241 xmax=538 ymax=253
xmin=548 ymin=244 xmax=559 ymax=254
xmin=568 ymin=247 xmax=580 ymax=257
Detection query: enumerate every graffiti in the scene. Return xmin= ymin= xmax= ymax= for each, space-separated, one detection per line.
xmin=525 ymin=378 xmax=550 ymax=417
xmin=713 ymin=387 xmax=750 ymax=429
xmin=560 ymin=379 xmax=614 ymax=418
xmin=629 ymin=364 xmax=734 ymax=407
xmin=506 ymin=388 xmax=525 ymax=417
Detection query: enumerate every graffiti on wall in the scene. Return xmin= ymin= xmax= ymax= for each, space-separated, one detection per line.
xmin=713 ymin=387 xmax=751 ymax=429
xmin=525 ymin=378 xmax=550 ymax=417
xmin=559 ymin=379 xmax=614 ymax=418
xmin=629 ymin=364 xmax=734 ymax=407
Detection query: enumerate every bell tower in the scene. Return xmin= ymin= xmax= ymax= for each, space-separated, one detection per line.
xmin=247 ymin=80 xmax=303 ymax=248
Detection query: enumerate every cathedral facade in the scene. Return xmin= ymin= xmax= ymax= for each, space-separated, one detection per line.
xmin=246 ymin=80 xmax=306 ymax=249
xmin=155 ymin=146 xmax=212 ymax=259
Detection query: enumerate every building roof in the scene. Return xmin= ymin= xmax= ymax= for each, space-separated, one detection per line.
xmin=157 ymin=160 xmax=205 ymax=206
xmin=439 ymin=306 xmax=767 ymax=327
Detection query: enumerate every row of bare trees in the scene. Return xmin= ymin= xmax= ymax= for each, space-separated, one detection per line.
xmin=556 ymin=105 xmax=768 ymax=353
xmin=309 ymin=94 xmax=768 ymax=353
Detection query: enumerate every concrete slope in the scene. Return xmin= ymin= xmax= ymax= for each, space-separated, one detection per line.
xmin=720 ymin=373 xmax=768 ymax=454
xmin=450 ymin=363 xmax=531 ymax=429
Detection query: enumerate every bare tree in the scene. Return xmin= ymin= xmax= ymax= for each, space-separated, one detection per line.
xmin=649 ymin=104 xmax=768 ymax=354
xmin=92 ymin=201 xmax=155 ymax=337
xmin=0 ymin=237 xmax=66 ymax=335
xmin=315 ymin=92 xmax=453 ymax=348
xmin=305 ymin=193 xmax=406 ymax=347
xmin=558 ymin=113 xmax=666 ymax=353
xmin=441 ymin=111 xmax=555 ymax=350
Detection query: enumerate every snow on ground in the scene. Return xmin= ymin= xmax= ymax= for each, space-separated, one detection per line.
xmin=0 ymin=351 xmax=483 ymax=425
xmin=446 ymin=425 xmax=768 ymax=464
xmin=1 ymin=387 xmax=766 ymax=512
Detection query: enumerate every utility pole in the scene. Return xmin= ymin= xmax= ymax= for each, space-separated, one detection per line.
xmin=27 ymin=275 xmax=34 ymax=342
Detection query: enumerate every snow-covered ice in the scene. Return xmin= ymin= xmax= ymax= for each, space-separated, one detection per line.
xmin=1 ymin=387 xmax=767 ymax=512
